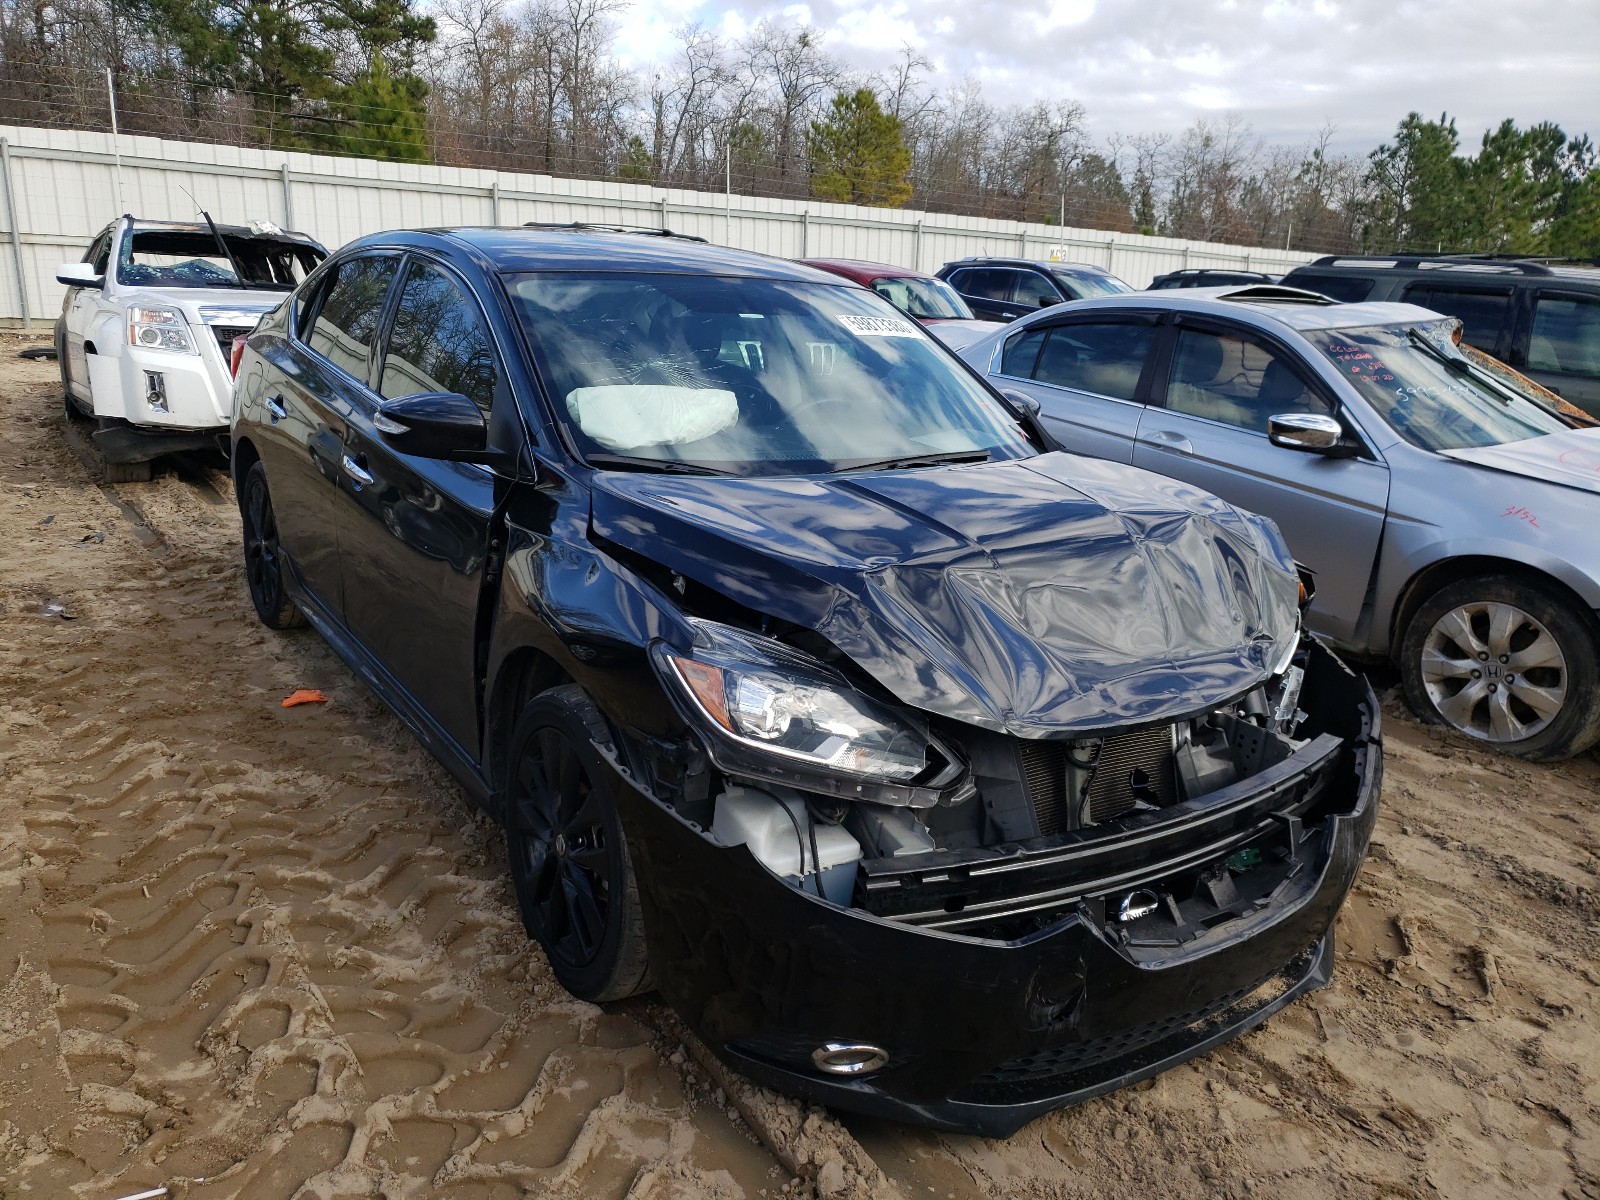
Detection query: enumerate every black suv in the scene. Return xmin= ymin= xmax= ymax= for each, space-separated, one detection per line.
xmin=936 ymin=256 xmax=1133 ymax=321
xmin=231 ymin=225 xmax=1379 ymax=1136
xmin=1281 ymin=254 xmax=1600 ymax=416
xmin=1148 ymin=268 xmax=1278 ymax=290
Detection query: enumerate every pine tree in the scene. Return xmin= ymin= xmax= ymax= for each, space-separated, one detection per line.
xmin=807 ymin=88 xmax=912 ymax=208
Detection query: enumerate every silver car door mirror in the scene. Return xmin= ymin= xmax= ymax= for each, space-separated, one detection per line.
xmin=1269 ymin=412 xmax=1344 ymax=453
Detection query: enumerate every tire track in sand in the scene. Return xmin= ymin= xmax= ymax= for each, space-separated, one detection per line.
xmin=0 ymin=358 xmax=785 ymax=1198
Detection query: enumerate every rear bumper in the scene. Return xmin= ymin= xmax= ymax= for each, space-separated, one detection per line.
xmin=615 ymin=639 xmax=1381 ymax=1137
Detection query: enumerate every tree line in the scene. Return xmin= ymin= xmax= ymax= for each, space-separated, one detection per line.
xmin=1 ymin=0 xmax=1595 ymax=257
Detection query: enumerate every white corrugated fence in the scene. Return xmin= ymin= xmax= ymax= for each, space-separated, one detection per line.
xmin=0 ymin=125 xmax=1318 ymax=329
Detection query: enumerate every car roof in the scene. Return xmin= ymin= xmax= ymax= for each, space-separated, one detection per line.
xmin=124 ymin=217 xmax=322 ymax=248
xmin=799 ymin=257 xmax=929 ymax=282
xmin=349 ymin=226 xmax=844 ymax=283
xmin=946 ymin=257 xmax=1118 ymax=275
xmin=1040 ymin=286 xmax=1448 ymax=333
xmin=1290 ymin=255 xmax=1600 ymax=287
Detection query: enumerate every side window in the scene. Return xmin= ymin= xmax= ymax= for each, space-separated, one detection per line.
xmin=86 ymin=232 xmax=112 ymax=274
xmin=379 ymin=260 xmax=498 ymax=415
xmin=1164 ymin=328 xmax=1331 ymax=433
xmin=1529 ymin=294 xmax=1600 ymax=378
xmin=1031 ymin=322 xmax=1157 ymax=401
xmin=306 ymin=255 xmax=399 ymax=381
xmin=959 ymin=269 xmax=1016 ymax=302
xmin=1017 ymin=272 xmax=1063 ymax=307
xmin=1402 ymin=285 xmax=1511 ymax=353
xmin=1000 ymin=326 xmax=1048 ymax=377
xmin=1287 ymin=273 xmax=1373 ymax=303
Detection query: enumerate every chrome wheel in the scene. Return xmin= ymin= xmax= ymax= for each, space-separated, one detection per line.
xmin=1420 ymin=600 xmax=1567 ymax=743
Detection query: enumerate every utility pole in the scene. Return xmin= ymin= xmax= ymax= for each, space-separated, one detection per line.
xmin=107 ymin=68 xmax=126 ymax=214
xmin=724 ymin=142 xmax=732 ymax=246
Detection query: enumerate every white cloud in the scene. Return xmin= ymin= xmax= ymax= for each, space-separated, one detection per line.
xmin=613 ymin=0 xmax=1600 ymax=151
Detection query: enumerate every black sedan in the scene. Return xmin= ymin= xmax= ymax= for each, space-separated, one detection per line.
xmin=230 ymin=226 xmax=1380 ymax=1137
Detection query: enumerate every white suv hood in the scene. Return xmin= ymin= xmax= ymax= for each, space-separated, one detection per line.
xmin=1442 ymin=427 xmax=1600 ymax=496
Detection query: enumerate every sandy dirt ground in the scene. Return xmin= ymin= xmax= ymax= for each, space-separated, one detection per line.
xmin=1 ymin=343 xmax=1597 ymax=1200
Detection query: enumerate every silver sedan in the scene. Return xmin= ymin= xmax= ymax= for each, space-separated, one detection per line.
xmin=960 ymin=286 xmax=1600 ymax=759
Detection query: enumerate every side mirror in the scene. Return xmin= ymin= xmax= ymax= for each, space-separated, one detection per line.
xmin=998 ymin=388 xmax=1042 ymax=420
xmin=374 ymin=392 xmax=488 ymax=460
xmin=1268 ymin=412 xmax=1352 ymax=455
xmin=57 ymin=263 xmax=104 ymax=289
xmin=1035 ymin=296 xmax=1057 ymax=308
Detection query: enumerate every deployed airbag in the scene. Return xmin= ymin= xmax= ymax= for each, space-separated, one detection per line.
xmin=566 ymin=385 xmax=738 ymax=451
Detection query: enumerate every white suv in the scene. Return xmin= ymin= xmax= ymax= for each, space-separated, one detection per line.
xmin=56 ymin=216 xmax=325 ymax=480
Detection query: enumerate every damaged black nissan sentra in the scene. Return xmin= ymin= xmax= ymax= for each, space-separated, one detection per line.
xmin=230 ymin=226 xmax=1381 ymax=1137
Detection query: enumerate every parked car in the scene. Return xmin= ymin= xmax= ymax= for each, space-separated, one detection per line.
xmin=231 ymin=228 xmax=1378 ymax=1137
xmin=796 ymin=257 xmax=1004 ymax=352
xmin=56 ymin=216 xmax=326 ymax=480
xmin=1149 ymin=268 xmax=1278 ymax=290
xmin=936 ymin=256 xmax=1133 ymax=321
xmin=960 ymin=284 xmax=1600 ymax=759
xmin=1281 ymin=254 xmax=1600 ymax=417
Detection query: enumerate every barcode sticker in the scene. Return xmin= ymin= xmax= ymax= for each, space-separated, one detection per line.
xmin=836 ymin=313 xmax=921 ymax=338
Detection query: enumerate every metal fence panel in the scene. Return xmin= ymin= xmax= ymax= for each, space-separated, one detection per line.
xmin=0 ymin=124 xmax=1318 ymax=328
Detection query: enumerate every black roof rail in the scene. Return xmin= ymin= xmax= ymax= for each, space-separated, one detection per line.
xmin=1303 ymin=253 xmax=1554 ymax=276
xmin=1159 ymin=267 xmax=1271 ymax=277
xmin=520 ymin=221 xmax=707 ymax=243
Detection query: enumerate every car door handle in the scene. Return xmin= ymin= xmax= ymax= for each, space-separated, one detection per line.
xmin=264 ymin=394 xmax=288 ymax=421
xmin=341 ymin=453 xmax=375 ymax=488
xmin=1145 ymin=430 xmax=1193 ymax=455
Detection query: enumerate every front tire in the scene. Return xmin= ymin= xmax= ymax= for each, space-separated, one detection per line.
xmin=1400 ymin=575 xmax=1600 ymax=760
xmin=239 ymin=461 xmax=305 ymax=629
xmin=101 ymin=457 xmax=152 ymax=483
xmin=505 ymin=685 xmax=652 ymax=1002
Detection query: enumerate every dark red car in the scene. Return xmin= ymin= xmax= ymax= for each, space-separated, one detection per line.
xmin=798 ymin=258 xmax=1004 ymax=353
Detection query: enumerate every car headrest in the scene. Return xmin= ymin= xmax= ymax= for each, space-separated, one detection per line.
xmin=1258 ymin=359 xmax=1308 ymax=406
xmin=1173 ymin=334 xmax=1225 ymax=384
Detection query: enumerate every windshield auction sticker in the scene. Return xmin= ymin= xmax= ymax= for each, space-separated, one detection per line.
xmin=836 ymin=313 xmax=921 ymax=338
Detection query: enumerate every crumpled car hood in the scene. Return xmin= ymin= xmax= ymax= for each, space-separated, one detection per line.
xmin=591 ymin=452 xmax=1300 ymax=736
xmin=1441 ymin=428 xmax=1600 ymax=496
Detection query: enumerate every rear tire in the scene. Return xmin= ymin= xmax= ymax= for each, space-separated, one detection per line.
xmin=1400 ymin=575 xmax=1600 ymax=760
xmin=239 ymin=461 xmax=305 ymax=629
xmin=505 ymin=685 xmax=652 ymax=1002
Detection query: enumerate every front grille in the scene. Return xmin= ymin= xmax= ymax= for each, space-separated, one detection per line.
xmin=208 ymin=324 xmax=254 ymax=356
xmin=954 ymin=942 xmax=1320 ymax=1104
xmin=1085 ymin=726 xmax=1176 ymax=824
xmin=1018 ymin=741 xmax=1070 ymax=835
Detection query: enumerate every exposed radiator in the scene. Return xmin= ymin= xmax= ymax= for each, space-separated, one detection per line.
xmin=1084 ymin=726 xmax=1177 ymax=824
xmin=1018 ymin=740 xmax=1070 ymax=836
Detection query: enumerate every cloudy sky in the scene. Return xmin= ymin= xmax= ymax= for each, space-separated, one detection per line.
xmin=611 ymin=0 xmax=1600 ymax=155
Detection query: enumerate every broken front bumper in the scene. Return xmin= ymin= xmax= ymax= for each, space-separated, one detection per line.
xmin=615 ymin=639 xmax=1380 ymax=1137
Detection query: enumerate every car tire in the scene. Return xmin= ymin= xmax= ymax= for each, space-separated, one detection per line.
xmin=504 ymin=684 xmax=653 ymax=1003
xmin=101 ymin=457 xmax=152 ymax=483
xmin=239 ymin=461 xmax=306 ymax=629
xmin=1400 ymin=575 xmax=1600 ymax=760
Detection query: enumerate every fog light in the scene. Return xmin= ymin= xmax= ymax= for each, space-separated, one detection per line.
xmin=811 ymin=1042 xmax=888 ymax=1076
xmin=144 ymin=371 xmax=168 ymax=413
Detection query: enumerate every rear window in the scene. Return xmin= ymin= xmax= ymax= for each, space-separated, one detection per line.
xmin=1285 ymin=273 xmax=1374 ymax=304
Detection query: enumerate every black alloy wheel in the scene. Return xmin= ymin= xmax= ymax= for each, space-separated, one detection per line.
xmin=505 ymin=685 xmax=651 ymax=1003
xmin=240 ymin=461 xmax=305 ymax=630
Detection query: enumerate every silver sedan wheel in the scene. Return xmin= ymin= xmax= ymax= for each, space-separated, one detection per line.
xmin=1420 ymin=601 xmax=1568 ymax=743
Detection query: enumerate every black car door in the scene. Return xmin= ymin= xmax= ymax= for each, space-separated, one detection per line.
xmin=255 ymin=252 xmax=402 ymax=620
xmin=951 ymin=268 xmax=1026 ymax=321
xmin=336 ymin=254 xmax=503 ymax=756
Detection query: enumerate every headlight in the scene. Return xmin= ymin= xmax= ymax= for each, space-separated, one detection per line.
xmin=652 ymin=620 xmax=967 ymax=805
xmin=127 ymin=306 xmax=196 ymax=354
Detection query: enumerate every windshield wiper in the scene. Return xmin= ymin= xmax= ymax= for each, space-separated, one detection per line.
xmin=831 ymin=450 xmax=992 ymax=474
xmin=1405 ymin=326 xmax=1577 ymax=426
xmin=584 ymin=453 xmax=732 ymax=476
